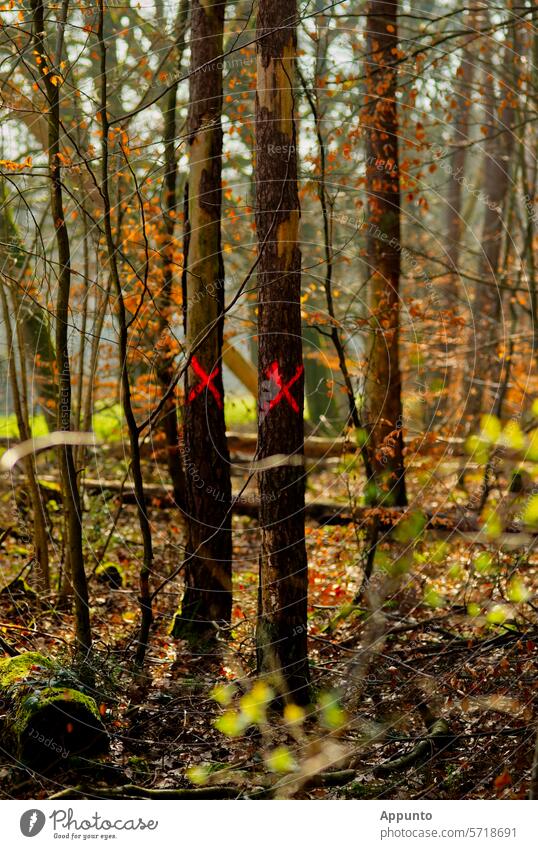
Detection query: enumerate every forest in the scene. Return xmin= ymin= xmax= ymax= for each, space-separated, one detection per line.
xmin=0 ymin=0 xmax=537 ymax=804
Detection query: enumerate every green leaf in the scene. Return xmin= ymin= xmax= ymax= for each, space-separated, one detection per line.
xmin=522 ymin=495 xmax=538 ymax=527
xmin=465 ymin=435 xmax=489 ymax=464
xmin=423 ymin=585 xmax=444 ymax=608
xmin=319 ymin=691 xmax=347 ymax=730
xmin=474 ymin=552 xmax=494 ymax=574
xmin=480 ymin=414 xmax=501 ymax=443
xmin=482 ymin=509 xmax=502 ymax=540
xmin=283 ymin=703 xmax=305 ymax=726
xmin=507 ymin=576 xmax=531 ymax=603
xmin=266 ymin=746 xmax=297 ymax=774
xmin=213 ymin=711 xmax=247 ymax=738
xmin=392 ymin=510 xmax=426 ymax=544
xmin=355 ymin=428 xmax=368 ymax=447
xmin=526 ymin=429 xmax=538 ymax=462
xmin=486 ymin=604 xmax=510 ymax=625
xmin=501 ymin=420 xmax=524 ymax=452
xmin=187 ymin=765 xmax=210 ymax=786
xmin=210 ymin=683 xmax=235 ymax=707
xmin=431 ymin=542 xmax=448 ymax=564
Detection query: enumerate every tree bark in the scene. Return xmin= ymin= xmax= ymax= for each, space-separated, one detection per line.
xmin=176 ymin=0 xmax=232 ymax=634
xmin=31 ymin=0 xmax=92 ymax=658
xmin=363 ymin=0 xmax=407 ymax=507
xmin=464 ymin=41 xmax=515 ymax=422
xmin=97 ymin=0 xmax=154 ymax=667
xmin=433 ymin=16 xmax=476 ymax=425
xmin=254 ymin=0 xmax=309 ymax=703
xmin=155 ymin=0 xmax=189 ymax=513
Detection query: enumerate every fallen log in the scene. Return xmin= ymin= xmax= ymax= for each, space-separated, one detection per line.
xmin=0 ymin=652 xmax=108 ymax=765
xmin=29 ymin=476 xmax=487 ymax=530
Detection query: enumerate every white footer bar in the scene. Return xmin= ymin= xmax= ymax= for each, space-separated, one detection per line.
xmin=3 ymin=799 xmax=536 ymax=848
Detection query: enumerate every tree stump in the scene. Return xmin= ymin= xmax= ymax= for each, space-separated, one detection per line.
xmin=0 ymin=652 xmax=107 ymax=765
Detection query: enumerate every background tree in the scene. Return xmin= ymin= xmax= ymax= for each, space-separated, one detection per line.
xmin=176 ymin=0 xmax=232 ymax=635
xmin=255 ymin=0 xmax=309 ymax=702
xmin=30 ymin=0 xmax=92 ymax=659
xmin=362 ymin=0 xmax=407 ymax=507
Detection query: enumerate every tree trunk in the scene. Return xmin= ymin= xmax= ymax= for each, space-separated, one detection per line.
xmin=254 ymin=0 xmax=309 ymax=703
xmin=0 ymin=195 xmax=51 ymax=590
xmin=31 ymin=0 xmax=92 ymax=659
xmin=155 ymin=0 xmax=189 ymax=513
xmin=464 ymin=46 xmax=515 ymax=422
xmin=0 ymin=184 xmax=56 ymax=428
xmin=175 ymin=0 xmax=232 ymax=635
xmin=97 ymin=0 xmax=154 ymax=667
xmin=433 ymin=17 xmax=476 ymax=425
xmin=0 ymin=280 xmax=50 ymax=591
xmin=363 ymin=0 xmax=407 ymax=507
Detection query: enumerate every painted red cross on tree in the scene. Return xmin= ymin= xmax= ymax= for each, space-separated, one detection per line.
xmin=188 ymin=355 xmax=223 ymax=409
xmin=265 ymin=361 xmax=303 ymax=413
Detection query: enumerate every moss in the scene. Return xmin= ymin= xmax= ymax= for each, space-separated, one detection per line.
xmin=0 ymin=578 xmax=37 ymax=598
xmin=0 ymin=652 xmax=54 ymax=686
xmin=96 ymin=562 xmax=125 ymax=589
xmin=0 ymin=652 xmax=107 ymax=764
xmin=14 ymin=686 xmax=101 ymax=733
xmin=339 ymin=781 xmax=391 ymax=799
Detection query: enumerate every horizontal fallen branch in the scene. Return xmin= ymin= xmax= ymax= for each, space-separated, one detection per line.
xmin=49 ymin=768 xmax=358 ymax=801
xmin=49 ymin=783 xmax=245 ymax=800
xmin=32 ymin=477 xmax=485 ymax=528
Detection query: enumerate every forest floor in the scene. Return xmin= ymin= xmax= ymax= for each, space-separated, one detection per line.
xmin=0 ymin=450 xmax=537 ymax=800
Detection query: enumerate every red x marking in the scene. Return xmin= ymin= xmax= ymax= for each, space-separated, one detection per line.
xmin=266 ymin=361 xmax=303 ymax=413
xmin=188 ymin=355 xmax=223 ymax=409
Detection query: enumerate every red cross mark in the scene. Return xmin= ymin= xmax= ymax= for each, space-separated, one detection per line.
xmin=266 ymin=361 xmax=303 ymax=413
xmin=188 ymin=355 xmax=223 ymax=409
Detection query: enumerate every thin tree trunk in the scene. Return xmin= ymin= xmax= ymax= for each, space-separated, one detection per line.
xmin=155 ymin=0 xmax=189 ymax=513
xmin=363 ymin=0 xmax=406 ymax=507
xmin=97 ymin=0 xmax=154 ymax=667
xmin=0 ymin=186 xmax=56 ymax=429
xmin=0 ymin=279 xmax=50 ymax=591
xmin=254 ymin=0 xmax=309 ymax=702
xmin=464 ymin=41 xmax=515 ymax=421
xmin=434 ymin=16 xmax=476 ymax=424
xmin=176 ymin=0 xmax=232 ymax=635
xmin=31 ymin=0 xmax=92 ymax=657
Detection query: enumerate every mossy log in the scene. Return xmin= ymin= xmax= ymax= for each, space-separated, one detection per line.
xmin=95 ymin=562 xmax=124 ymax=589
xmin=0 ymin=652 xmax=107 ymax=764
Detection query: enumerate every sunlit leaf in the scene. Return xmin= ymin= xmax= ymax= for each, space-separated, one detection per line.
xmin=210 ymin=683 xmax=236 ymax=706
xmin=319 ymin=691 xmax=347 ymax=730
xmin=187 ymin=765 xmax=210 ymax=785
xmin=213 ymin=711 xmax=246 ymax=737
xmin=283 ymin=703 xmax=305 ymax=726
xmin=423 ymin=585 xmax=444 ymax=608
xmin=392 ymin=510 xmax=426 ymax=544
xmin=265 ymin=745 xmax=297 ymax=774
xmin=507 ymin=576 xmax=531 ymax=603
xmin=487 ymin=604 xmax=511 ymax=625
xmin=474 ymin=552 xmax=494 ymax=574
xmin=479 ymin=414 xmax=501 ymax=443
xmin=501 ymin=420 xmax=524 ymax=452
xmin=522 ymin=495 xmax=538 ymax=527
